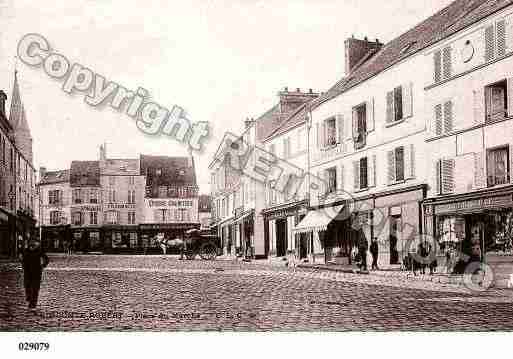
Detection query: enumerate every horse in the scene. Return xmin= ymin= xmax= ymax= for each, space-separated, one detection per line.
xmin=153 ymin=234 xmax=185 ymax=255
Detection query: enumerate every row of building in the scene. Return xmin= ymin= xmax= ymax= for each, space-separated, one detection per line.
xmin=36 ymin=146 xmax=212 ymax=253
xmin=0 ymin=71 xmax=37 ymax=258
xmin=209 ymin=0 xmax=513 ymax=266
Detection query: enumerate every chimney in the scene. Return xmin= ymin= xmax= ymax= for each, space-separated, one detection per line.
xmin=344 ymin=36 xmax=383 ymax=75
xmin=39 ymin=167 xmax=47 ymax=180
xmin=99 ymin=143 xmax=107 ymax=161
xmin=244 ymin=117 xmax=254 ymax=129
xmin=0 ymin=90 xmax=6 ymax=118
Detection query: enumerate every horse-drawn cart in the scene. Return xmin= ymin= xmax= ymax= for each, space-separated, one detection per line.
xmin=154 ymin=230 xmax=221 ymax=260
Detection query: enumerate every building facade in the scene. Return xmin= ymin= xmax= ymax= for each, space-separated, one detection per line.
xmin=422 ymin=1 xmax=513 ymax=260
xmin=198 ymin=194 xmax=212 ymax=230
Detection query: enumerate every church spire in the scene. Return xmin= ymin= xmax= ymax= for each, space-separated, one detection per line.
xmin=9 ymin=70 xmax=33 ymax=165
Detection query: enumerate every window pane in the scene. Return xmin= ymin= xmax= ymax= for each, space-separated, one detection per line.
xmin=395 ymin=147 xmax=405 ymax=181
xmin=394 ymin=86 xmax=403 ymax=121
xmin=360 ymin=157 xmax=368 ymax=189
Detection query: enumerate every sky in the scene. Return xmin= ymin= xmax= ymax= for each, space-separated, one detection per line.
xmin=0 ymin=0 xmax=454 ymax=194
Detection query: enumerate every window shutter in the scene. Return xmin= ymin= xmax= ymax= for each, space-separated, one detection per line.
xmin=497 ymin=19 xmax=506 ymax=57
xmin=435 ymin=104 xmax=443 ymax=136
xmin=473 ymin=87 xmax=485 ymax=125
xmin=352 ymin=108 xmax=358 ymax=139
xmin=442 ymin=46 xmax=452 ymax=79
xmin=443 ymin=100 xmax=453 ymax=133
xmin=336 ymin=114 xmax=344 ymax=144
xmin=404 ymin=144 xmax=415 ymax=179
xmin=321 ymin=121 xmax=326 ymax=148
xmin=339 ymin=164 xmax=345 ymax=192
xmin=402 ymin=82 xmax=413 ymax=119
xmin=485 ymin=24 xmax=495 ymax=62
xmin=508 ymin=78 xmax=513 ymax=118
xmin=435 ymin=160 xmax=441 ymax=195
xmin=387 ymin=150 xmax=395 ymax=184
xmin=366 ymin=98 xmax=375 ymax=132
xmin=386 ymin=91 xmax=394 ymax=123
xmin=473 ymin=152 xmax=486 ymax=189
xmin=353 ymin=160 xmax=360 ymax=191
xmin=434 ymin=50 xmax=442 ymax=83
xmin=441 ymin=159 xmax=455 ymax=194
xmin=368 ymin=154 xmax=376 ymax=187
xmin=316 ymin=122 xmax=320 ymax=148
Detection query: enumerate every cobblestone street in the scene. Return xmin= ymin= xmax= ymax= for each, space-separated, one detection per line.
xmin=1 ymin=255 xmax=513 ymax=331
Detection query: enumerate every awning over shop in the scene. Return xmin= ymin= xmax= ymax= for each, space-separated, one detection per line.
xmin=293 ymin=205 xmax=343 ymax=234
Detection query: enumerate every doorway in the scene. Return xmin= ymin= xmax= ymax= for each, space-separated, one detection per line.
xmin=276 ymin=218 xmax=287 ymax=257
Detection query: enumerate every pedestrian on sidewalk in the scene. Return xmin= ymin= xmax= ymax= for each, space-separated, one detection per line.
xmin=19 ymin=239 xmax=49 ymax=310
xmin=370 ymin=238 xmax=379 ymax=270
xmin=357 ymin=234 xmax=368 ymax=272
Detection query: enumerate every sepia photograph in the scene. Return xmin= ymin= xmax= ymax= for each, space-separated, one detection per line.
xmin=1 ymin=0 xmax=513 ymax=356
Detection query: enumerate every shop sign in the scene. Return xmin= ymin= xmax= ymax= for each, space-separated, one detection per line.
xmin=106 ymin=203 xmax=136 ymax=210
xmin=435 ymin=195 xmax=513 ymax=215
xmin=147 ymin=199 xmax=193 ymax=208
xmin=139 ymin=223 xmax=199 ymax=230
xmin=71 ymin=205 xmax=101 ymax=212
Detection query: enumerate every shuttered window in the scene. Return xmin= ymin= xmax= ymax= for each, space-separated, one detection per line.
xmin=434 ymin=50 xmax=442 ymax=83
xmin=485 ymin=80 xmax=508 ymax=123
xmin=439 ymin=159 xmax=455 ymax=194
xmin=387 ymin=83 xmax=413 ymax=124
xmin=443 ymin=101 xmax=453 ymax=133
xmin=442 ymin=46 xmax=452 ymax=79
xmin=433 ymin=100 xmax=453 ymax=136
xmin=487 ymin=146 xmax=510 ymax=187
xmin=497 ymin=19 xmax=507 ymax=57
xmin=435 ymin=104 xmax=443 ymax=136
xmin=485 ymin=24 xmax=496 ymax=62
xmin=485 ymin=19 xmax=508 ymax=62
xmin=359 ymin=157 xmax=368 ymax=190
xmin=387 ymin=145 xmax=414 ymax=184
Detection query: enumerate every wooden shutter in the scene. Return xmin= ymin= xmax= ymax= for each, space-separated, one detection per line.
xmin=402 ymin=82 xmax=413 ymax=119
xmin=473 ymin=152 xmax=486 ymax=189
xmin=508 ymin=77 xmax=513 ymax=118
xmin=336 ymin=114 xmax=344 ymax=144
xmin=387 ymin=150 xmax=395 ymax=184
xmin=443 ymin=100 xmax=453 ymax=133
xmin=442 ymin=46 xmax=452 ymax=79
xmin=315 ymin=122 xmax=320 ymax=148
xmin=473 ymin=87 xmax=485 ymax=125
xmin=434 ymin=50 xmax=442 ymax=83
xmin=386 ymin=91 xmax=394 ymax=123
xmin=366 ymin=98 xmax=375 ymax=132
xmin=497 ymin=19 xmax=506 ymax=57
xmin=353 ymin=160 xmax=360 ymax=191
xmin=435 ymin=104 xmax=443 ymax=136
xmin=321 ymin=121 xmax=326 ymax=148
xmin=485 ymin=24 xmax=495 ymax=62
xmin=351 ymin=108 xmax=358 ymax=139
xmin=441 ymin=159 xmax=455 ymax=194
xmin=435 ymin=160 xmax=441 ymax=195
xmin=368 ymin=154 xmax=376 ymax=187
xmin=404 ymin=144 xmax=415 ymax=179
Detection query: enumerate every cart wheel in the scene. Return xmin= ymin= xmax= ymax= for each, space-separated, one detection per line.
xmin=200 ymin=242 xmax=217 ymax=260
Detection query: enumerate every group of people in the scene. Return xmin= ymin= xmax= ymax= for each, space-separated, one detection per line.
xmin=352 ymin=236 xmax=380 ymax=272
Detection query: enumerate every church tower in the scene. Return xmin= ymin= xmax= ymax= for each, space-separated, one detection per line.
xmin=9 ymin=71 xmax=33 ymax=165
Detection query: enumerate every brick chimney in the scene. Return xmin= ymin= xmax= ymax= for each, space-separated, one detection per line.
xmin=0 ymin=90 xmax=7 ymax=118
xmin=278 ymin=88 xmax=319 ymax=115
xmin=344 ymin=36 xmax=383 ymax=75
xmin=39 ymin=167 xmax=47 ymax=180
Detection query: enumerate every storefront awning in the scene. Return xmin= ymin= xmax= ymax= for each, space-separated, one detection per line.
xmin=293 ymin=205 xmax=343 ymax=234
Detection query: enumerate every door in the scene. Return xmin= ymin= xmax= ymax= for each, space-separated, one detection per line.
xmin=276 ymin=218 xmax=287 ymax=257
xmin=389 ymin=215 xmax=401 ymax=264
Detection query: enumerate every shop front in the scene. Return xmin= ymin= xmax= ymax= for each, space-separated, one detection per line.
xmin=0 ymin=208 xmax=15 ymax=257
xmin=263 ymin=200 xmax=307 ymax=259
xmin=138 ymin=222 xmax=200 ymax=252
xmin=233 ymin=207 xmax=255 ymax=258
xmin=41 ymin=224 xmax=71 ymax=252
xmin=217 ymin=218 xmax=234 ymax=256
xmin=424 ymin=185 xmax=513 ymax=265
xmin=70 ymin=227 xmax=103 ymax=252
xmin=103 ymin=225 xmax=139 ymax=253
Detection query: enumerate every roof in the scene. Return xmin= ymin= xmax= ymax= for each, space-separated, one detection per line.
xmin=140 ymin=154 xmax=197 ymax=187
xmin=101 ymin=158 xmax=139 ymax=175
xmin=310 ymin=0 xmax=513 ymax=110
xmin=198 ymin=194 xmax=212 ymax=212
xmin=264 ymin=103 xmax=309 ymax=141
xmin=255 ymin=104 xmax=282 ymax=141
xmin=70 ymin=161 xmax=100 ymax=187
xmin=39 ymin=169 xmax=70 ymax=185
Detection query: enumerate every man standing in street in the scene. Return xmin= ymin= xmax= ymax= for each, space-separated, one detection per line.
xmin=370 ymin=238 xmax=379 ymax=270
xmin=357 ymin=233 xmax=369 ymax=273
xmin=20 ymin=239 xmax=49 ymax=310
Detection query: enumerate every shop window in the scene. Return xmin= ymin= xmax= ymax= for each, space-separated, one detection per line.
xmin=487 ymin=146 xmax=510 ymax=187
xmin=90 ymin=232 xmax=101 ymax=248
xmin=485 ymin=80 xmax=508 ymax=123
xmin=48 ymin=189 xmax=61 ymax=205
xmin=325 ymin=167 xmax=337 ymax=194
xmin=128 ymin=211 xmax=136 ymax=224
xmin=353 ymin=104 xmax=367 ymax=150
xmin=158 ymin=186 xmax=167 ymax=198
xmin=129 ymin=233 xmax=137 ymax=248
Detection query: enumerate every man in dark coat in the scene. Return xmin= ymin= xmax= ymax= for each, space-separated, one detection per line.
xmin=357 ymin=234 xmax=369 ymax=272
xmin=370 ymin=238 xmax=379 ymax=270
xmin=20 ymin=239 xmax=49 ymax=309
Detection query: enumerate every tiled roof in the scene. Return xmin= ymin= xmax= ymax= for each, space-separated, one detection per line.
xmin=70 ymin=161 xmax=100 ymax=187
xmin=39 ymin=169 xmax=70 ymax=185
xmin=255 ymin=104 xmax=282 ymax=141
xmin=198 ymin=194 xmax=212 ymax=212
xmin=101 ymin=158 xmax=139 ymax=175
xmin=264 ymin=103 xmax=309 ymax=141
xmin=140 ymin=155 xmax=197 ymax=187
xmin=310 ymin=0 xmax=513 ymax=110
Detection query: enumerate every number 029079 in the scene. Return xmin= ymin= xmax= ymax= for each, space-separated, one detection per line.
xmin=18 ymin=342 xmax=50 ymax=351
